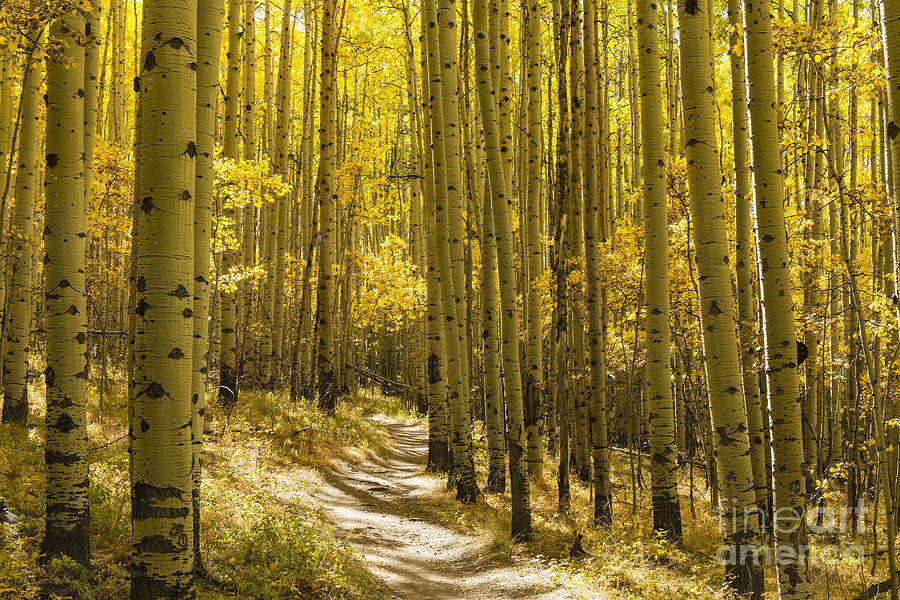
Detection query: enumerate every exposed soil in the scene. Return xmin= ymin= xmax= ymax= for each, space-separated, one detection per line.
xmin=312 ymin=416 xmax=581 ymax=600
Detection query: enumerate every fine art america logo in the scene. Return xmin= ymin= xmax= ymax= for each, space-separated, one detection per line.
xmin=714 ymin=498 xmax=866 ymax=567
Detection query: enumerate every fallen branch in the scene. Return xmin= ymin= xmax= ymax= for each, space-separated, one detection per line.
xmin=0 ymin=500 xmax=21 ymax=524
xmin=346 ymin=363 xmax=417 ymax=392
xmin=854 ymin=573 xmax=900 ymax=600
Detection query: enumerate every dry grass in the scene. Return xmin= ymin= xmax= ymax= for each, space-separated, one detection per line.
xmin=0 ymin=379 xmax=409 ymax=599
xmin=1 ymin=378 xmax=892 ymax=600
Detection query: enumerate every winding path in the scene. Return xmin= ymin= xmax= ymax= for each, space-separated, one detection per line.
xmin=312 ymin=416 xmax=579 ymax=600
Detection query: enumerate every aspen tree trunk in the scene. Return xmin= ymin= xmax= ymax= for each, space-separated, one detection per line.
xmin=192 ymin=0 xmax=225 ymax=569
xmin=402 ymin=0 xmax=428 ymax=415
xmin=0 ymin=59 xmax=8 ymax=344
xmin=0 ymin=55 xmax=11 ymax=200
xmin=219 ymin=0 xmax=241 ymax=405
xmin=801 ymin=0 xmax=823 ymax=494
xmin=41 ymin=9 xmax=91 ymax=565
xmin=678 ymin=0 xmax=764 ymax=595
xmin=568 ymin=0 xmax=590 ymax=481
xmin=264 ymin=0 xmax=274 ymax=155
xmin=420 ymin=3 xmax=451 ymax=471
xmin=878 ymin=2 xmax=900 ymax=597
xmin=636 ymin=0 xmax=681 ymax=540
xmin=742 ymin=0 xmax=812 ymax=595
xmin=627 ymin=0 xmax=641 ymax=223
xmin=480 ymin=177 xmax=506 ymax=493
xmin=474 ymin=0 xmax=530 ymax=535
xmin=727 ymin=0 xmax=767 ymax=516
xmin=316 ymin=0 xmax=339 ymax=412
xmin=552 ymin=0 xmax=570 ymax=508
xmin=240 ymin=0 xmax=258 ymax=384
xmin=130 ymin=0 xmax=198 ymax=592
xmin=523 ymin=0 xmax=545 ymax=478
xmin=2 ymin=28 xmax=41 ymax=424
xmin=428 ymin=0 xmax=479 ymax=501
xmin=295 ymin=4 xmax=317 ymax=401
xmin=84 ymin=0 xmax=100 ymax=203
xmin=272 ymin=0 xmax=294 ymax=383
xmin=583 ymin=0 xmax=612 ymax=524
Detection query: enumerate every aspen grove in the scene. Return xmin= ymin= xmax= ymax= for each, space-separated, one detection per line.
xmin=3 ymin=0 xmax=900 ymax=598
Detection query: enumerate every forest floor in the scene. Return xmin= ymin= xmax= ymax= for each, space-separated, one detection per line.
xmin=313 ymin=415 xmax=578 ymax=599
xmin=1 ymin=382 xmax=885 ymax=599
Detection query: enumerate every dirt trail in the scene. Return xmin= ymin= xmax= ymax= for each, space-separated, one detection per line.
xmin=312 ymin=416 xmax=579 ymax=600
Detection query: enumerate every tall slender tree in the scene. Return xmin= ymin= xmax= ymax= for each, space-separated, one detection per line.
xmin=192 ymin=0 xmax=226 ymax=570
xmin=130 ymin=0 xmax=198 ymax=593
xmin=679 ymin=0 xmax=763 ymax=594
xmin=316 ymin=0 xmax=339 ymax=412
xmin=583 ymin=0 xmax=612 ymax=524
xmin=219 ymin=0 xmax=241 ymax=405
xmin=41 ymin=4 xmax=90 ymax=566
xmin=636 ymin=0 xmax=681 ymax=540
xmin=743 ymin=0 xmax=812 ymax=595
xmin=2 ymin=19 xmax=42 ymax=425
xmin=474 ymin=0 xmax=530 ymax=535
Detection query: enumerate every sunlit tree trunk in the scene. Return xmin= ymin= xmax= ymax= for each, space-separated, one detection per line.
xmin=636 ymin=0 xmax=681 ymax=540
xmin=679 ymin=0 xmax=764 ymax=594
xmin=583 ymin=0 xmax=612 ymax=524
xmin=877 ymin=0 xmax=900 ymax=597
xmin=272 ymin=0 xmax=293 ymax=384
xmin=568 ymin=0 xmax=589 ymax=481
xmin=743 ymin=0 xmax=812 ymax=595
xmin=192 ymin=0 xmax=225 ymax=570
xmin=419 ymin=2 xmax=451 ymax=471
xmin=2 ymin=26 xmax=41 ymax=425
xmin=727 ymin=0 xmax=767 ymax=517
xmin=240 ymin=0 xmax=258 ymax=384
xmin=41 ymin=8 xmax=91 ymax=566
xmin=523 ymin=0 xmax=544 ymax=478
xmin=219 ymin=0 xmax=241 ymax=405
xmin=552 ymin=0 xmax=570 ymax=509
xmin=428 ymin=0 xmax=479 ymax=501
xmin=474 ymin=0 xmax=529 ymax=535
xmin=130 ymin=0 xmax=197 ymax=592
xmin=316 ymin=0 xmax=339 ymax=412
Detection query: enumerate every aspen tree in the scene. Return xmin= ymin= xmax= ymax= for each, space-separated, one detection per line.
xmin=727 ymin=0 xmax=767 ymax=517
xmin=402 ymin=0 xmax=428 ymax=415
xmin=743 ymin=0 xmax=812 ymax=594
xmin=0 ymin=57 xmax=8 ymax=345
xmin=192 ymin=0 xmax=225 ymax=569
xmin=240 ymin=0 xmax=258 ymax=383
xmin=272 ymin=0 xmax=293 ymax=380
xmin=220 ymin=0 xmax=241 ymax=405
xmin=419 ymin=2 xmax=451 ymax=471
xmin=438 ymin=0 xmax=479 ymax=499
xmin=477 ymin=0 xmax=507 ymax=495
xmin=474 ymin=0 xmax=530 ymax=534
xmin=583 ymin=0 xmax=612 ymax=524
xmin=679 ymin=0 xmax=764 ymax=594
xmin=2 ymin=24 xmax=41 ymax=425
xmin=523 ymin=0 xmax=544 ymax=478
xmin=568 ymin=0 xmax=590 ymax=482
xmin=0 ymin=55 xmax=11 ymax=198
xmin=636 ymin=0 xmax=681 ymax=540
xmin=480 ymin=178 xmax=506 ymax=493
xmin=41 ymin=7 xmax=90 ymax=564
xmin=84 ymin=0 xmax=100 ymax=209
xmin=425 ymin=0 xmax=479 ymax=500
xmin=552 ymin=0 xmax=570 ymax=509
xmin=130 ymin=0 xmax=197 ymax=592
xmin=316 ymin=0 xmax=339 ymax=412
